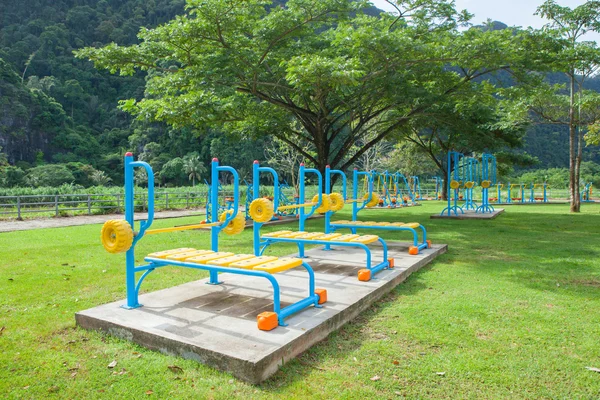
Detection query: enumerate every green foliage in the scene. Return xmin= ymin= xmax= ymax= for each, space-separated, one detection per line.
xmin=24 ymin=164 xmax=75 ymax=187
xmin=0 ymin=166 xmax=26 ymax=187
xmin=77 ymin=0 xmax=541 ymax=173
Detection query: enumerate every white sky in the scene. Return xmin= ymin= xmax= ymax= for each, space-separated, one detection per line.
xmin=371 ymin=0 xmax=600 ymax=42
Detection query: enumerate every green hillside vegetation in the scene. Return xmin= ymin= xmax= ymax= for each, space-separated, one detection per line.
xmin=0 ymin=1 xmax=599 ymax=189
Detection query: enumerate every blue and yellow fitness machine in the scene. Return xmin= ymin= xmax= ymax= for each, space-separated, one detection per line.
xmin=100 ymin=153 xmax=326 ymax=331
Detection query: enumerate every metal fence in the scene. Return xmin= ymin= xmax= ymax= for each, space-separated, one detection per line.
xmin=0 ymin=191 xmax=208 ymax=220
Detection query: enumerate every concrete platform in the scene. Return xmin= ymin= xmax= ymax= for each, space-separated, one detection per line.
xmin=493 ymin=201 xmax=568 ymax=205
xmin=431 ymin=208 xmax=504 ymax=220
xmin=76 ymin=241 xmax=447 ymax=383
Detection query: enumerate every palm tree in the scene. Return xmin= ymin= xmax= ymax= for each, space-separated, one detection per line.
xmin=184 ymin=156 xmax=206 ymax=187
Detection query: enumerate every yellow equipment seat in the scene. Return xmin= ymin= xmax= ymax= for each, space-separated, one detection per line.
xmin=186 ymin=252 xmax=235 ymax=264
xmin=333 ymin=234 xmax=361 ymax=242
xmin=296 ymin=232 xmax=326 ymax=239
xmin=147 ymin=248 xmax=196 ymax=259
xmin=277 ymin=231 xmax=308 ymax=238
xmin=145 ymin=249 xmax=306 ymax=275
xmin=314 ymin=233 xmax=343 ymax=240
xmin=253 ymin=258 xmax=304 ymax=274
xmin=230 ymin=256 xmax=278 ymax=269
xmin=350 ymin=235 xmax=379 ymax=244
xmin=262 ymin=230 xmax=293 ymax=237
xmin=209 ymin=254 xmax=256 ymax=266
xmin=166 ymin=249 xmax=215 ymax=261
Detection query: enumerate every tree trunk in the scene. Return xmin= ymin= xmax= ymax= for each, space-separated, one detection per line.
xmin=442 ymin=175 xmax=448 ymax=201
xmin=568 ymin=73 xmax=580 ymax=213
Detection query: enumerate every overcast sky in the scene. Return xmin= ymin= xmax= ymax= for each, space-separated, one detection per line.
xmin=371 ymin=0 xmax=599 ymax=42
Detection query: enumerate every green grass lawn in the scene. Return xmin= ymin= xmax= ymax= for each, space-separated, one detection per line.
xmin=2 ymin=202 xmax=600 ymax=399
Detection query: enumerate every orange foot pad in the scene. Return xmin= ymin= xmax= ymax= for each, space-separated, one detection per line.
xmin=358 ymin=269 xmax=372 ymax=281
xmin=388 ymin=258 xmax=395 ymax=268
xmin=315 ymin=288 xmax=327 ymax=304
xmin=408 ymin=246 xmax=419 ymax=255
xmin=426 ymin=240 xmax=432 ymax=249
xmin=257 ymin=311 xmax=278 ymax=331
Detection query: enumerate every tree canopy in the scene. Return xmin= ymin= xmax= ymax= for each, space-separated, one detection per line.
xmin=77 ymin=0 xmax=542 ymax=174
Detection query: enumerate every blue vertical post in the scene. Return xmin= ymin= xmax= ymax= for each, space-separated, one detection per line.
xmin=252 ymin=161 xmax=261 ymax=256
xmin=123 ymin=152 xmax=139 ymax=308
xmin=298 ymin=163 xmax=306 ymax=257
xmin=209 ymin=158 xmax=220 ymax=284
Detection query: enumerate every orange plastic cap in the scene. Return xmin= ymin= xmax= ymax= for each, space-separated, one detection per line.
xmin=257 ymin=312 xmax=278 ymax=331
xmin=408 ymin=246 xmax=419 ymax=255
xmin=388 ymin=258 xmax=395 ymax=268
xmin=426 ymin=240 xmax=432 ymax=249
xmin=315 ymin=288 xmax=327 ymax=304
xmin=358 ymin=269 xmax=371 ymax=282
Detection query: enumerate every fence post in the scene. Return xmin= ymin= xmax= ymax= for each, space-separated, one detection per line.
xmin=55 ymin=195 xmax=59 ymax=217
xmin=116 ymin=194 xmax=121 ymax=213
xmin=87 ymin=194 xmax=92 ymax=215
xmin=17 ymin=196 xmax=22 ymax=220
xmin=186 ymin=192 xmax=190 ymax=209
xmin=165 ymin=193 xmax=169 ymax=209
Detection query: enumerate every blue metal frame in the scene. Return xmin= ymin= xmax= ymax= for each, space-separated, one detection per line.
xmin=121 ymin=154 xmax=320 ymax=327
xmin=441 ymin=151 xmax=465 ymax=216
xmin=476 ymin=153 xmax=496 ymax=213
xmin=328 ymin=167 xmax=428 ymax=253
xmin=253 ymin=163 xmax=391 ymax=280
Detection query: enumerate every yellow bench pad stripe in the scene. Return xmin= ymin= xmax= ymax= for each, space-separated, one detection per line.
xmin=351 ymin=235 xmax=379 ymax=244
xmin=316 ymin=233 xmax=343 ymax=241
xmin=262 ymin=230 xmax=293 ymax=237
xmin=334 ymin=234 xmax=361 ymax=242
xmin=402 ymin=223 xmax=421 ymax=229
xmin=166 ymin=250 xmax=214 ymax=261
xmin=147 ymin=248 xmax=196 ymax=259
xmin=252 ymin=258 xmax=303 ymax=273
xmin=209 ymin=254 xmax=256 ymax=266
xmin=186 ymin=252 xmax=234 ymax=264
xmin=296 ymin=232 xmax=325 ymax=239
xmin=277 ymin=231 xmax=308 ymax=238
xmin=230 ymin=256 xmax=278 ymax=269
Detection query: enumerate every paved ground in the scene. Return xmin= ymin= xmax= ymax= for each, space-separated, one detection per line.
xmin=76 ymin=241 xmax=447 ymax=383
xmin=0 ymin=209 xmax=205 ymax=233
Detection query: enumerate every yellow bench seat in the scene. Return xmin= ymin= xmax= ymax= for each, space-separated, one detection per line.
xmin=350 ymin=235 xmax=379 ymax=244
xmin=230 ymin=256 xmax=278 ymax=269
xmin=166 ymin=249 xmax=214 ymax=261
xmin=252 ymin=257 xmax=304 ymax=273
xmin=262 ymin=230 xmax=293 ymax=237
xmin=147 ymin=248 xmax=196 ymax=259
xmin=145 ymin=249 xmax=303 ymax=274
xmin=186 ymin=252 xmax=235 ymax=264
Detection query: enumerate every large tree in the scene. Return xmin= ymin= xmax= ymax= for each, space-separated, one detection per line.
xmin=76 ymin=0 xmax=534 ymax=173
xmin=533 ymin=0 xmax=600 ymax=212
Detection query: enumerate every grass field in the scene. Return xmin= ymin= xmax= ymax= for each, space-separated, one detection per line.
xmin=2 ymin=201 xmax=600 ymax=399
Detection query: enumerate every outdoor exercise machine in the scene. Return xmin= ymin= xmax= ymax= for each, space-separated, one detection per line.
xmin=441 ymin=151 xmax=465 ymax=216
xmin=461 ymin=157 xmax=479 ymax=211
xmin=476 ymin=153 xmax=496 ymax=214
xmin=248 ymin=162 xmax=392 ymax=282
xmin=410 ymin=176 xmax=422 ymax=201
xmin=581 ymin=182 xmax=594 ymax=203
xmin=528 ymin=182 xmax=548 ymax=203
xmin=100 ymin=154 xmax=325 ymax=331
xmin=393 ymin=172 xmax=415 ymax=206
xmin=506 ymin=183 xmax=526 ymax=204
xmin=326 ymin=166 xmax=430 ymax=256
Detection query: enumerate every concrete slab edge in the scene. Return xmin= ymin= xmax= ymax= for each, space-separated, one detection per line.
xmin=76 ymin=244 xmax=447 ymax=384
